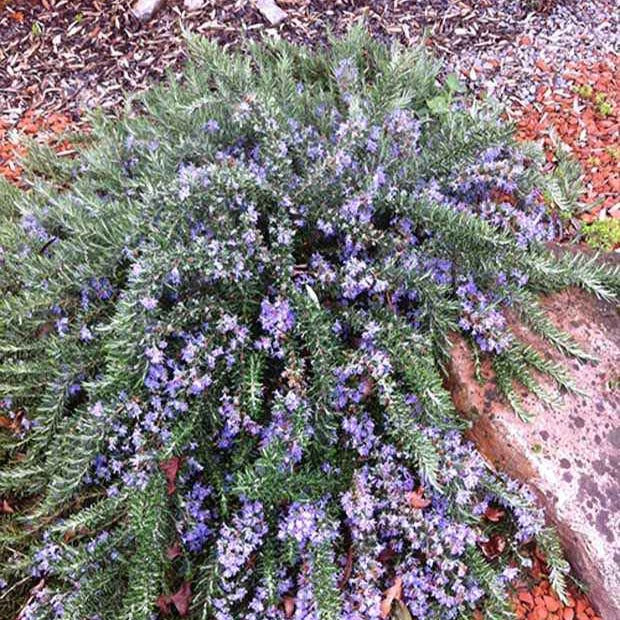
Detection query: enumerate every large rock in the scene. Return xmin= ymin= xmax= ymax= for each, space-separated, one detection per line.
xmin=446 ymin=287 xmax=619 ymax=619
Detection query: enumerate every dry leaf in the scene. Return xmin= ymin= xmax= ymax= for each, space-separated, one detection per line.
xmin=156 ymin=593 xmax=171 ymax=615
xmin=484 ymin=506 xmax=505 ymax=522
xmin=63 ymin=528 xmax=78 ymax=543
xmin=170 ymin=582 xmax=192 ymax=617
xmin=159 ymin=456 xmax=183 ymax=495
xmin=157 ymin=582 xmax=192 ymax=617
xmin=380 ymin=576 xmax=403 ymax=619
xmin=166 ymin=541 xmax=182 ymax=560
xmin=1 ymin=499 xmax=15 ymax=514
xmin=479 ymin=534 xmax=506 ymax=560
xmin=0 ymin=413 xmax=22 ymax=433
xmin=405 ymin=487 xmax=431 ymax=509
xmin=283 ymin=595 xmax=295 ymax=618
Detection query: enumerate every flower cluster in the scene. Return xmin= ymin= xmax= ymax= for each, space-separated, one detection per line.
xmin=446 ymin=146 xmax=558 ymax=246
xmin=257 ymin=297 xmax=296 ymax=359
xmin=213 ymin=500 xmax=269 ymax=620
xmin=341 ymin=444 xmax=485 ymax=619
xmin=179 ymin=460 xmax=215 ymax=553
xmin=30 ymin=538 xmax=63 ymax=578
xmin=456 ymin=276 xmax=513 ymax=353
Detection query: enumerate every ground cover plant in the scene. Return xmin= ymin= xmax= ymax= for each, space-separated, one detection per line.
xmin=0 ymin=31 xmax=618 ymax=620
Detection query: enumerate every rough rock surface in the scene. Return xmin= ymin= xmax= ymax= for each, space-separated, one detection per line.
xmin=447 ymin=287 xmax=620 ymax=619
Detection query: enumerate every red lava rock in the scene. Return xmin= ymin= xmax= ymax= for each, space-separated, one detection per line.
xmin=545 ymin=596 xmax=561 ymax=613
xmin=534 ymin=603 xmax=549 ymax=620
xmin=515 ymin=53 xmax=619 ymax=221
xmin=0 ymin=110 xmax=83 ymax=187
xmin=512 ymin=572 xmax=599 ymax=620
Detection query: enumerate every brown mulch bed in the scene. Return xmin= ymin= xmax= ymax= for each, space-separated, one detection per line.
xmin=3 ymin=0 xmax=611 ymax=125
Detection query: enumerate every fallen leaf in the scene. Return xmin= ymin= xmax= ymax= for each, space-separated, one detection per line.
xmin=166 ymin=541 xmax=182 ymax=560
xmin=160 ymin=456 xmax=183 ymax=495
xmin=479 ymin=534 xmax=506 ymax=560
xmin=171 ymin=582 xmax=192 ymax=617
xmin=1 ymin=499 xmax=14 ymax=513
xmin=156 ymin=594 xmax=171 ymax=615
xmin=484 ymin=506 xmax=505 ymax=522
xmin=0 ymin=413 xmax=22 ymax=433
xmin=0 ymin=416 xmax=13 ymax=430
xmin=405 ymin=487 xmax=431 ymax=509
xmin=283 ymin=595 xmax=295 ymax=618
xmin=380 ymin=576 xmax=403 ymax=619
xmin=63 ymin=527 xmax=86 ymax=543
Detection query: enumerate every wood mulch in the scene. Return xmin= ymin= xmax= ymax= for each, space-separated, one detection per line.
xmin=0 ymin=0 xmax=589 ymax=125
xmin=0 ymin=110 xmax=79 ymax=185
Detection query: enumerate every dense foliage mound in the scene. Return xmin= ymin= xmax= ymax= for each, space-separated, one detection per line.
xmin=0 ymin=31 xmax=618 ymax=620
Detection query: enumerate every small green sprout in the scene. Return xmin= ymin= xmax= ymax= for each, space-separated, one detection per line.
xmin=605 ymin=146 xmax=620 ymax=160
xmin=583 ymin=219 xmax=620 ymax=252
xmin=31 ymin=20 xmax=43 ymax=37
xmin=575 ymin=84 xmax=593 ymax=99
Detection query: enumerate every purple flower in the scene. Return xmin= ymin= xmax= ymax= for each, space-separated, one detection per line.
xmin=140 ymin=296 xmax=158 ymax=310
xmin=277 ymin=501 xmax=335 ymax=549
xmin=259 ymin=297 xmax=295 ymax=336
xmin=79 ymin=325 xmax=93 ymax=342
